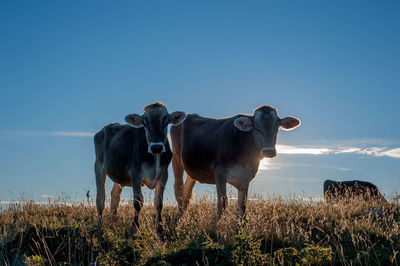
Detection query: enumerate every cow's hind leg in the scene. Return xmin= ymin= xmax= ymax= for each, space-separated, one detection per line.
xmin=215 ymin=173 xmax=227 ymax=220
xmin=172 ymin=154 xmax=185 ymax=211
xmin=95 ymin=161 xmax=106 ymax=222
xmin=154 ymin=172 xmax=168 ymax=237
xmin=110 ymin=183 xmax=123 ymax=221
xmin=182 ymin=175 xmax=196 ymax=212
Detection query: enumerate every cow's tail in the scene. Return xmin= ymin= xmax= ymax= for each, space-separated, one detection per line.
xmin=170 ymin=123 xmax=185 ymax=210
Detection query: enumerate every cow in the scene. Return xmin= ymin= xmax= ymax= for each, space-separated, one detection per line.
xmin=323 ymin=179 xmax=387 ymax=203
xmin=170 ymin=105 xmax=301 ymax=218
xmin=94 ymin=102 xmax=186 ymax=236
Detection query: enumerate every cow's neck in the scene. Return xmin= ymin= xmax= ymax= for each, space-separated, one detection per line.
xmin=230 ymin=131 xmax=261 ymax=168
xmin=246 ymin=135 xmax=266 ymax=168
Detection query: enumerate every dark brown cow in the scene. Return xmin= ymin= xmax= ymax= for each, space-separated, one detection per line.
xmin=94 ymin=102 xmax=185 ymax=235
xmin=323 ymin=179 xmax=387 ymax=203
xmin=170 ymin=105 xmax=300 ymax=218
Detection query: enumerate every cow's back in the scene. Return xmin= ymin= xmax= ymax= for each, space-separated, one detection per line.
xmin=177 ymin=115 xmax=230 ymax=166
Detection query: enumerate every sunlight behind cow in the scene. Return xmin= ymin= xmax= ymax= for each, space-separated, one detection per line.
xmin=276 ymin=144 xmax=330 ymax=155
xmin=258 ymin=158 xmax=271 ymax=170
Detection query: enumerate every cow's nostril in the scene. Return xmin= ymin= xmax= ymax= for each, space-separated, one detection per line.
xmin=150 ymin=144 xmax=164 ymax=154
xmin=148 ymin=142 xmax=166 ymax=154
xmin=261 ymin=149 xmax=277 ymax=158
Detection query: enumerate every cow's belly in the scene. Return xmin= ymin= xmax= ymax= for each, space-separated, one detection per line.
xmin=184 ymin=165 xmax=216 ymax=184
xmin=105 ymin=163 xmax=159 ymax=189
xmin=107 ymin=171 xmax=132 ymax=187
xmin=227 ymin=164 xmax=258 ymax=191
xmin=104 ymin=160 xmax=133 ymax=186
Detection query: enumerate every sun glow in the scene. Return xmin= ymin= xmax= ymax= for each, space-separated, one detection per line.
xmin=259 ymin=158 xmax=271 ymax=170
xmin=276 ymin=144 xmax=330 ymax=155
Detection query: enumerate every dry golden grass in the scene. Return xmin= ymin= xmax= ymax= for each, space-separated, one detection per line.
xmin=1 ymin=195 xmax=399 ymax=265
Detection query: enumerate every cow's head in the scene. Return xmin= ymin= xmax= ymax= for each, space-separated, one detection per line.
xmin=233 ymin=105 xmax=300 ymax=158
xmin=125 ymin=102 xmax=186 ymax=155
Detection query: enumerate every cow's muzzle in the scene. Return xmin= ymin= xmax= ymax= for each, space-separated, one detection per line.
xmin=260 ymin=147 xmax=277 ymax=158
xmin=148 ymin=142 xmax=166 ymax=154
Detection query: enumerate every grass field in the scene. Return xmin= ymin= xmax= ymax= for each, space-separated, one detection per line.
xmin=1 ymin=195 xmax=399 ymax=265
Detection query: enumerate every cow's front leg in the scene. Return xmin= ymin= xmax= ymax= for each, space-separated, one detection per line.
xmin=154 ymin=171 xmax=168 ymax=237
xmin=130 ymin=173 xmax=143 ymax=235
xmin=215 ymin=172 xmax=227 ymax=219
xmin=238 ymin=186 xmax=249 ymax=218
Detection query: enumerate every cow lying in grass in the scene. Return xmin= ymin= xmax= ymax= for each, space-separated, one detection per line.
xmin=323 ymin=179 xmax=387 ymax=203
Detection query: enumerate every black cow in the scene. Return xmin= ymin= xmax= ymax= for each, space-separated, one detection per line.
xmin=94 ymin=102 xmax=185 ymax=235
xmin=323 ymin=179 xmax=387 ymax=203
xmin=170 ymin=105 xmax=300 ymax=218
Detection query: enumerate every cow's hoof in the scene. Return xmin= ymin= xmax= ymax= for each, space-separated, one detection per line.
xmin=128 ymin=222 xmax=140 ymax=237
xmin=127 ymin=227 xmax=137 ymax=238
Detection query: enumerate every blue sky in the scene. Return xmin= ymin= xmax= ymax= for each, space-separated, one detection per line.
xmin=1 ymin=1 xmax=399 ymax=204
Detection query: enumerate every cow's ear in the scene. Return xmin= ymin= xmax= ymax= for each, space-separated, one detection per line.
xmin=234 ymin=117 xmax=253 ymax=132
xmin=125 ymin=114 xmax=144 ymax=128
xmin=279 ymin=116 xmax=300 ymax=130
xmin=169 ymin=111 xmax=186 ymax=126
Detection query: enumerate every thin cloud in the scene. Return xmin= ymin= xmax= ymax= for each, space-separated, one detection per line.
xmin=259 ymin=158 xmax=280 ymax=170
xmin=259 ymin=161 xmax=351 ymax=172
xmin=334 ymin=147 xmax=362 ymax=154
xmin=357 ymin=147 xmax=386 ymax=156
xmin=277 ymin=145 xmax=330 ymax=155
xmin=277 ymin=144 xmax=400 ymax=159
xmin=1 ymin=130 xmax=94 ymax=137
xmin=4 ymin=130 xmax=400 ymax=159
xmin=381 ymin=148 xmax=400 ymax=159
xmin=51 ymin=131 xmax=94 ymax=137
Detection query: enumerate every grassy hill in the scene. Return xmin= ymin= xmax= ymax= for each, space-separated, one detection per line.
xmin=1 ymin=196 xmax=399 ymax=265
